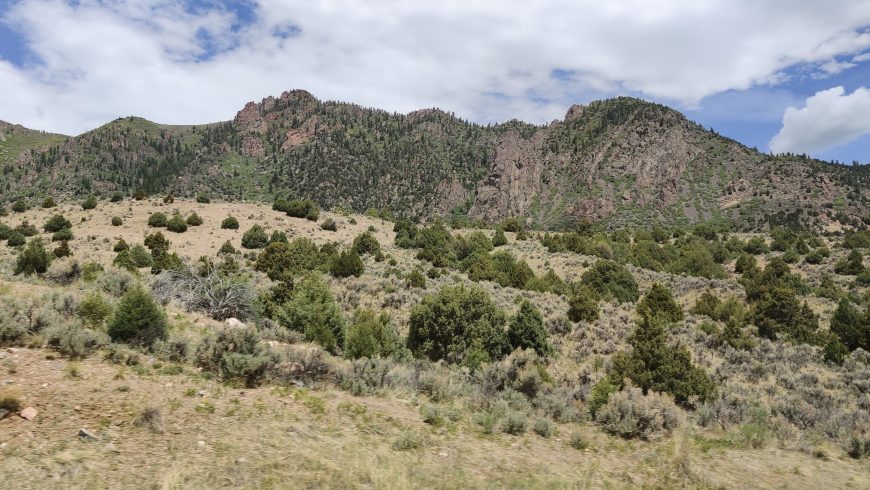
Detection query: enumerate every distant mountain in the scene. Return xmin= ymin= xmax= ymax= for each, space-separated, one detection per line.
xmin=3 ymin=91 xmax=868 ymax=230
xmin=0 ymin=119 xmax=67 ymax=169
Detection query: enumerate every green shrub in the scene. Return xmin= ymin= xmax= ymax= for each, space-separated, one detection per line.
xmin=344 ymin=309 xmax=400 ymax=359
xmin=11 ymin=199 xmax=28 ymax=213
xmin=130 ymin=245 xmax=154 ymax=267
xmin=588 ymin=377 xmax=620 ymax=416
xmin=81 ymin=195 xmax=97 ymax=210
xmin=133 ymin=190 xmax=147 ymax=200
xmin=113 ymin=238 xmax=129 ymax=252
xmin=163 ymin=194 xmax=175 ymax=204
xmin=0 ymin=223 xmax=11 ymax=240
xmin=320 ymin=218 xmax=337 ymax=231
xmin=269 ymin=230 xmax=288 ymax=244
xmin=16 ymin=222 xmax=37 ymax=236
xmin=581 ymin=260 xmax=639 ymax=303
xmin=830 ymin=299 xmax=868 ymax=352
xmin=507 ymin=301 xmax=551 ymax=356
xmin=43 ymin=214 xmax=72 ymax=233
xmin=254 ymin=238 xmax=330 ymax=280
xmin=111 ymin=216 xmax=123 ymax=226
xmin=148 ymin=212 xmax=168 ymax=227
xmin=407 ymin=284 xmax=508 ymax=367
xmin=691 ymin=291 xmax=719 ymax=318
xmin=610 ymin=314 xmax=715 ymax=406
xmin=107 ymin=286 xmax=167 ymax=348
xmin=52 ymin=228 xmax=73 ymax=242
xmin=186 ymin=213 xmax=203 ymax=226
xmin=637 ymin=283 xmax=683 ymax=324
xmin=14 ymin=238 xmax=51 ymax=275
xmin=743 ymin=237 xmax=769 ymax=255
xmin=406 ymin=269 xmax=427 ymax=289
xmin=218 ymin=240 xmax=237 ymax=255
xmin=110 ymin=192 xmax=124 ymax=202
xmin=41 ymin=197 xmax=57 ymax=208
xmin=195 ymin=326 xmax=273 ymax=387
xmin=241 ymin=225 xmax=269 ymax=249
xmin=492 ymin=228 xmax=508 ymax=247
xmin=834 ymin=250 xmax=865 ymax=276
xmin=281 ymin=198 xmax=319 ymax=221
xmin=331 ymin=249 xmax=364 ymax=278
xmin=144 ymin=232 xmax=170 ymax=255
xmin=276 ymin=273 xmax=345 ymax=353
xmin=53 ymin=241 xmax=72 ymax=258
xmin=195 ymin=192 xmax=210 ymax=203
xmin=77 ymin=293 xmax=113 ymax=328
xmin=7 ymin=231 xmax=26 ymax=247
xmin=82 ymin=261 xmax=104 ymax=282
xmin=568 ymin=285 xmax=600 ymax=322
xmin=166 ymin=214 xmax=187 ymax=233
xmin=352 ymin=231 xmax=381 ymax=256
xmin=221 ymin=216 xmax=239 ymax=230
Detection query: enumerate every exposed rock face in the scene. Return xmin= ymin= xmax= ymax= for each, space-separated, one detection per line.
xmin=469 ymin=130 xmax=546 ymax=222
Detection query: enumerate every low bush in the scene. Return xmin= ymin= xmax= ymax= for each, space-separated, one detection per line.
xmin=110 ymin=192 xmax=124 ymax=202
xmin=405 ymin=269 xmax=426 ymax=289
xmin=81 ymin=195 xmax=97 ymax=210
xmin=330 ymin=249 xmax=364 ymax=278
xmin=596 ymin=386 xmax=682 ymax=440
xmin=11 ymin=199 xmax=28 ymax=213
xmin=78 ymin=292 xmax=113 ymax=328
xmin=111 ymin=216 xmax=123 ymax=226
xmin=148 ymin=212 xmax=168 ymax=228
xmin=276 ymin=273 xmax=345 ymax=353
xmin=53 ymin=241 xmax=72 ymax=258
xmin=343 ymin=309 xmax=400 ymax=359
xmin=166 ymin=214 xmax=188 ymax=233
xmin=51 ymin=228 xmax=73 ymax=242
xmin=45 ymin=257 xmax=79 ymax=284
xmin=196 ymin=192 xmax=210 ymax=203
xmin=195 ymin=326 xmax=274 ymax=387
xmin=581 ymin=260 xmax=639 ymax=303
xmin=44 ymin=324 xmax=109 ymax=359
xmin=507 ymin=301 xmax=551 ymax=356
xmin=568 ymin=285 xmax=600 ymax=322
xmin=320 ymin=218 xmax=337 ymax=231
xmin=43 ymin=214 xmax=72 ymax=233
xmin=186 ymin=213 xmax=203 ymax=226
xmin=107 ymin=286 xmax=167 ymax=348
xmin=241 ymin=225 xmax=269 ymax=249
xmin=41 ymin=197 xmax=57 ymax=208
xmin=7 ymin=231 xmax=25 ymax=247
xmin=407 ymin=284 xmax=508 ymax=367
xmin=221 ymin=216 xmax=239 ymax=230
xmin=352 ymin=231 xmax=381 ymax=256
xmin=15 ymin=238 xmax=52 ymax=276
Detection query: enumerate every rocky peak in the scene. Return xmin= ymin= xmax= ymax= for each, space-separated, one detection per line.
xmin=564 ymin=104 xmax=586 ymax=121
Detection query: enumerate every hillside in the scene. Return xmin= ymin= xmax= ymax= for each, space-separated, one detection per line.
xmin=0 ymin=197 xmax=868 ymax=488
xmin=2 ymin=92 xmax=868 ymax=230
xmin=0 ymin=120 xmax=68 ymax=177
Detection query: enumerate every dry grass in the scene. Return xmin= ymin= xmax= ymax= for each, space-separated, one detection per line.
xmin=1 ymin=347 xmax=866 ymax=489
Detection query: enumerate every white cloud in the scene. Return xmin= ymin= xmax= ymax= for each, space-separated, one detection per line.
xmin=769 ymin=86 xmax=870 ymax=155
xmin=1 ymin=0 xmax=870 ymax=135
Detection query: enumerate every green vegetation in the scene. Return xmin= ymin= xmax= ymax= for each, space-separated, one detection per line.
xmin=241 ymin=224 xmax=269 ymax=249
xmin=276 ymin=273 xmax=345 ymax=353
xmin=107 ymin=286 xmax=167 ymax=348
xmin=407 ymin=284 xmax=508 ymax=367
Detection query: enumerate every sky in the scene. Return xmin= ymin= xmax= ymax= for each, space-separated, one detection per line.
xmin=0 ymin=0 xmax=869 ymax=164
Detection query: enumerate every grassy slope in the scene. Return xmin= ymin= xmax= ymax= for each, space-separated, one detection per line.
xmin=0 ymin=200 xmax=867 ymax=488
xmin=0 ymin=124 xmax=68 ymax=166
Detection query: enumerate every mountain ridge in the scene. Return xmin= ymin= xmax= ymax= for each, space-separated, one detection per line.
xmin=2 ymin=91 xmax=868 ymax=230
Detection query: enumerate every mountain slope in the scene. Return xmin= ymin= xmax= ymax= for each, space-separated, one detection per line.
xmin=3 ymin=92 xmax=868 ymax=230
xmin=0 ymin=120 xmax=68 ymax=177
